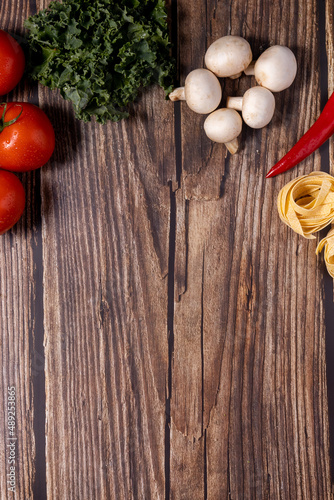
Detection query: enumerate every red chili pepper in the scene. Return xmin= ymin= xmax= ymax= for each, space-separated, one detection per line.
xmin=266 ymin=92 xmax=334 ymax=178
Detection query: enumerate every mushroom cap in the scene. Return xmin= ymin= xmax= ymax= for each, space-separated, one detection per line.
xmin=205 ymin=36 xmax=252 ymax=78
xmin=204 ymin=108 xmax=242 ymax=143
xmin=184 ymin=69 xmax=222 ymax=114
xmin=242 ymin=87 xmax=275 ymax=128
xmin=254 ymin=45 xmax=297 ymax=92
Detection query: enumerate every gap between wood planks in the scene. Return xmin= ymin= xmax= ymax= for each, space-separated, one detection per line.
xmin=164 ymin=2 xmax=212 ymax=498
xmin=29 ymin=26 xmax=47 ymax=496
xmin=165 ymin=0 xmax=179 ymax=497
xmin=31 ymin=168 xmax=47 ymax=500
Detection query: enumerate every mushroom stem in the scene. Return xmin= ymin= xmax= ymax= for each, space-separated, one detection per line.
xmin=225 ymin=138 xmax=239 ymax=154
xmin=226 ymin=96 xmax=243 ymax=111
xmin=169 ymin=87 xmax=186 ymax=101
xmin=244 ymin=61 xmax=256 ymax=75
xmin=227 ymin=87 xmax=275 ymax=129
xmin=229 ymin=72 xmax=242 ymax=80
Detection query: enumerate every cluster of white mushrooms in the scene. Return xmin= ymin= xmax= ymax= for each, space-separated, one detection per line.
xmin=169 ymin=36 xmax=297 ymax=154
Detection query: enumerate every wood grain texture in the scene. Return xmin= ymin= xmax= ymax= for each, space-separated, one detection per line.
xmin=326 ymin=0 xmax=334 ymax=174
xmin=35 ymin=0 xmax=177 ymax=490
xmin=39 ymin=81 xmax=174 ymax=499
xmin=0 ymin=0 xmax=333 ymax=499
xmin=0 ymin=2 xmax=45 ymax=499
xmin=171 ymin=0 xmax=333 ymax=498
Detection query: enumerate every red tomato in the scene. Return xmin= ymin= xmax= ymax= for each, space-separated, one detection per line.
xmin=0 ymin=103 xmax=55 ymax=172
xmin=0 ymin=30 xmax=25 ymax=95
xmin=0 ymin=170 xmax=25 ymax=234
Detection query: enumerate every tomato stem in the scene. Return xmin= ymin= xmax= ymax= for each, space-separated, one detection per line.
xmin=0 ymin=103 xmax=23 ymax=133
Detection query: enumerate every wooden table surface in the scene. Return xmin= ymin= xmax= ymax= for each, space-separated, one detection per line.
xmin=1 ymin=0 xmax=334 ymax=499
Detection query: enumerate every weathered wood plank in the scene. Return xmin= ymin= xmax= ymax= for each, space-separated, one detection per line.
xmin=170 ymin=421 xmax=205 ymax=500
xmin=327 ymin=0 xmax=334 ymax=174
xmin=176 ymin=1 xmax=226 ymax=201
xmin=1 ymin=0 xmax=333 ymax=498
xmin=0 ymin=2 xmax=43 ymax=499
xmin=39 ymin=59 xmax=175 ymax=500
xmin=171 ymin=0 xmax=332 ymax=498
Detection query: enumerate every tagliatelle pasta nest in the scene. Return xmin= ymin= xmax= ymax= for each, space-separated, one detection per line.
xmin=277 ymin=171 xmax=334 ymax=239
xmin=316 ymin=228 xmax=334 ymax=278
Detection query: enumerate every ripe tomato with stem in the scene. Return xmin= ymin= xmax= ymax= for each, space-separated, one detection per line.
xmin=0 ymin=102 xmax=55 ymax=172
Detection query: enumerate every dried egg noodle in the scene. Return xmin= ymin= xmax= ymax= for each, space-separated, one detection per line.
xmin=277 ymin=172 xmax=334 ymax=239
xmin=316 ymin=228 xmax=334 ymax=278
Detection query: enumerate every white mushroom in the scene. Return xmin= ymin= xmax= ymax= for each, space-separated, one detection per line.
xmin=226 ymin=87 xmax=275 ymax=128
xmin=169 ymin=69 xmax=222 ymax=114
xmin=204 ymin=108 xmax=242 ymax=153
xmin=204 ymin=35 xmax=252 ymax=79
xmin=244 ymin=45 xmax=297 ymax=92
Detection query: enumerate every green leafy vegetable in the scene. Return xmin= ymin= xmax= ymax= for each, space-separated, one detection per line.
xmin=25 ymin=0 xmax=174 ymax=123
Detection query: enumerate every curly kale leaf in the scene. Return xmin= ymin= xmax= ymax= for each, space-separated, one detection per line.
xmin=25 ymin=0 xmax=175 ymax=123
